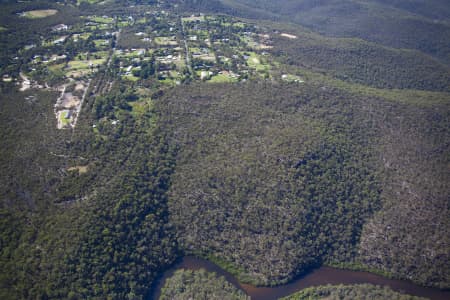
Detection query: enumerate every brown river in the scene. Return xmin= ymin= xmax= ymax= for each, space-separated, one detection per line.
xmin=150 ymin=256 xmax=450 ymax=300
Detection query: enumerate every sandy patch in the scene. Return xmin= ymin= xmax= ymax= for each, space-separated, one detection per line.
xmin=68 ymin=165 xmax=89 ymax=174
xmin=60 ymin=93 xmax=81 ymax=108
xmin=280 ymin=33 xmax=298 ymax=39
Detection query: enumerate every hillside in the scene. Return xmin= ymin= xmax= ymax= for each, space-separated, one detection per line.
xmin=282 ymin=283 xmax=427 ymax=300
xmin=0 ymin=0 xmax=449 ymax=299
xmin=160 ymin=79 xmax=450 ymax=287
xmin=217 ymin=0 xmax=450 ymax=64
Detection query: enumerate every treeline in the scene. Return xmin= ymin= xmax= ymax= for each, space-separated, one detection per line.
xmin=160 ymin=269 xmax=249 ymax=300
xmin=270 ymin=31 xmax=450 ymax=92
xmin=282 ymin=284 xmax=427 ymax=300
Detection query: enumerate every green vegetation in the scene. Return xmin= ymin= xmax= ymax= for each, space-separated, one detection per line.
xmin=20 ymin=9 xmax=58 ymax=19
xmin=162 ymin=82 xmax=382 ymax=285
xmin=182 ymin=15 xmax=206 ymax=23
xmin=89 ymin=16 xmax=114 ymax=24
xmin=59 ymin=110 xmax=71 ymax=127
xmin=77 ymin=0 xmax=104 ymax=4
xmin=282 ymin=284 xmax=426 ymax=300
xmin=245 ymin=51 xmax=269 ymax=72
xmin=0 ymin=0 xmax=449 ymax=298
xmin=154 ymin=36 xmax=178 ymax=46
xmin=160 ymin=269 xmax=249 ymax=300
xmin=209 ymin=73 xmax=237 ymax=83
xmin=219 ymin=0 xmax=450 ymax=63
xmin=270 ymin=31 xmax=450 ymax=92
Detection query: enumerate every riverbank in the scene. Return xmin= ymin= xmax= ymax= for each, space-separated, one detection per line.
xmin=150 ymin=256 xmax=450 ymax=300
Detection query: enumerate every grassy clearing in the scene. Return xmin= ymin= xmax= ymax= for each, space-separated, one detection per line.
xmin=59 ymin=110 xmax=71 ymax=127
xmin=66 ymin=69 xmax=91 ymax=78
xmin=21 ymin=9 xmax=58 ymax=19
xmin=122 ymin=74 xmax=139 ymax=82
xmin=159 ymin=77 xmax=177 ymax=85
xmin=94 ymin=39 xmax=109 ymax=49
xmin=68 ymin=60 xmax=90 ymax=70
xmin=182 ymin=16 xmax=205 ymax=23
xmin=89 ymin=16 xmax=114 ymax=24
xmin=209 ymin=73 xmax=237 ymax=83
xmin=90 ymin=58 xmax=107 ymax=65
xmin=233 ymin=22 xmax=246 ymax=28
xmin=241 ymin=36 xmax=259 ymax=49
xmin=129 ymin=98 xmax=153 ymax=118
xmin=154 ymin=36 xmax=178 ymax=46
xmin=48 ymin=63 xmax=66 ymax=78
xmin=91 ymin=51 xmax=109 ymax=59
xmin=136 ymin=17 xmax=147 ymax=24
xmin=68 ymin=56 xmax=106 ymax=72
xmin=118 ymin=49 xmax=146 ymax=58
xmin=117 ymin=21 xmax=130 ymax=28
xmin=73 ymin=33 xmax=91 ymax=41
xmin=245 ymin=52 xmax=270 ymax=72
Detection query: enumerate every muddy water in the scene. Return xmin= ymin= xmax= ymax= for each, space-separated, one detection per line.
xmin=150 ymin=256 xmax=450 ymax=300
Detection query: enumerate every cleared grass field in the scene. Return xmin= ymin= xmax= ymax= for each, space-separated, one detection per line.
xmin=209 ymin=73 xmax=237 ymax=83
xmin=155 ymin=36 xmax=178 ymax=46
xmin=68 ymin=60 xmax=90 ymax=70
xmin=122 ymin=74 xmax=139 ymax=82
xmin=245 ymin=52 xmax=270 ymax=72
xmin=94 ymin=39 xmax=110 ymax=49
xmin=73 ymin=33 xmax=91 ymax=41
xmin=48 ymin=63 xmax=66 ymax=78
xmin=58 ymin=110 xmax=71 ymax=127
xmin=91 ymin=16 xmax=114 ymax=24
xmin=129 ymin=98 xmax=153 ymax=118
xmin=21 ymin=9 xmax=58 ymax=19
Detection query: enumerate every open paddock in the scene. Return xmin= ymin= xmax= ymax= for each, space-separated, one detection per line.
xmin=20 ymin=9 xmax=58 ymax=19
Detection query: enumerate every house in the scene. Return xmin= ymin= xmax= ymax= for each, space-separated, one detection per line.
xmin=52 ymin=24 xmax=68 ymax=31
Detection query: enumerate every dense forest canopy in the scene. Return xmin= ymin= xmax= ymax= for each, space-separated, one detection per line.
xmin=0 ymin=0 xmax=449 ymax=299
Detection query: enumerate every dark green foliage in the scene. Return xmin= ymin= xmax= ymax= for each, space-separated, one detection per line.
xmin=0 ymin=82 xmax=179 ymax=299
xmin=219 ymin=0 xmax=450 ymax=64
xmin=0 ymin=2 xmax=80 ymax=75
xmin=160 ymin=81 xmax=381 ymax=285
xmin=50 ymin=85 xmax=179 ymax=299
xmin=357 ymin=99 xmax=450 ymax=289
xmin=160 ymin=269 xmax=249 ymax=300
xmin=270 ymin=32 xmax=450 ymax=92
xmin=0 ymin=90 xmax=69 ymax=210
xmin=1 ymin=1 xmax=449 ymax=297
xmin=60 ymin=126 xmax=178 ymax=299
xmin=282 ymin=283 xmax=426 ymax=300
